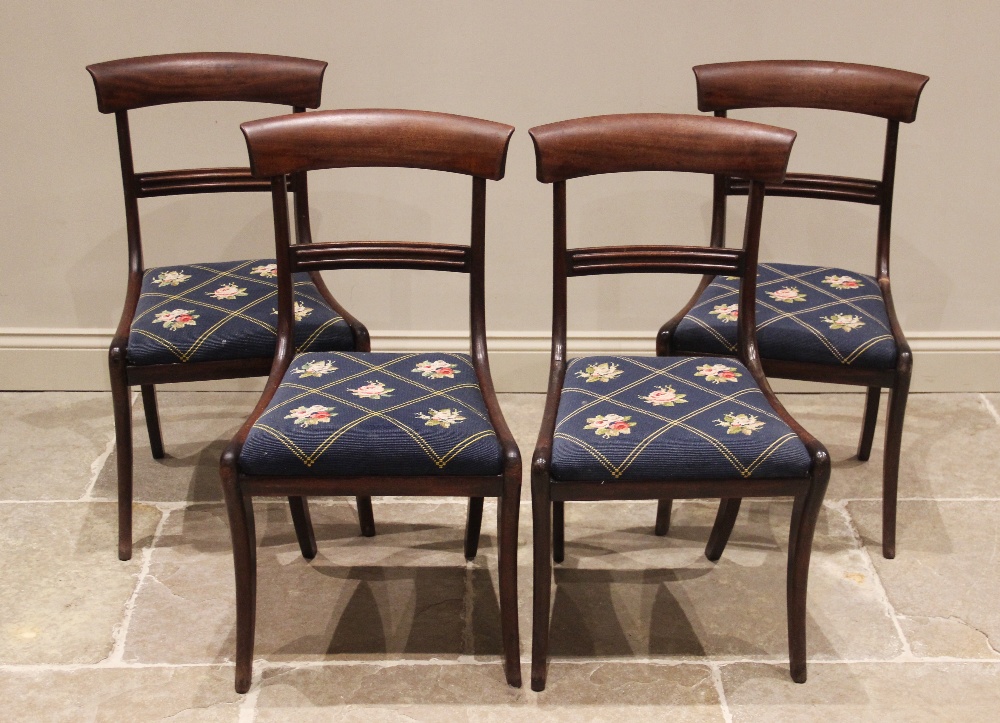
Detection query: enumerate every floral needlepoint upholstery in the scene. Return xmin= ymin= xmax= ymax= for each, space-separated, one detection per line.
xmin=673 ymin=263 xmax=898 ymax=369
xmin=238 ymin=352 xmax=504 ymax=477
xmin=549 ymin=356 xmax=810 ymax=482
xmin=126 ymin=260 xmax=355 ymax=365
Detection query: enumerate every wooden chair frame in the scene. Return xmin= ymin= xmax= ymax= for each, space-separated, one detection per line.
xmin=221 ymin=109 xmax=521 ymax=693
xmin=86 ymin=53 xmax=374 ymax=560
xmin=529 ymin=113 xmax=830 ymax=689
xmin=655 ymin=61 xmax=929 ymax=559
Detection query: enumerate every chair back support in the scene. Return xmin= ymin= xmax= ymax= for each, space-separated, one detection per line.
xmin=529 ymin=113 xmax=795 ymax=367
xmin=241 ymin=109 xmax=515 ymax=364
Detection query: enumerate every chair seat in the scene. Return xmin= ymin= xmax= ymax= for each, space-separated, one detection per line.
xmin=126 ymin=259 xmax=355 ymax=365
xmin=238 ymin=352 xmax=504 ymax=477
xmin=673 ymin=262 xmax=898 ymax=369
xmin=550 ymin=355 xmax=810 ymax=482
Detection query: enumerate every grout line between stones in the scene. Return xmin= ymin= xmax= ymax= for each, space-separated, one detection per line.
xmin=979 ymin=393 xmax=1000 ymax=426
xmin=710 ymin=663 xmax=734 ymax=723
xmin=239 ymin=665 xmax=265 ymax=723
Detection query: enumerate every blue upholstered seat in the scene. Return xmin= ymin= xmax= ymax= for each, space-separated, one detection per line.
xmin=239 ymin=352 xmax=504 ymax=477
xmin=126 ymin=259 xmax=355 ymax=365
xmin=673 ymin=262 xmax=897 ymax=370
xmin=550 ymin=355 xmax=810 ymax=482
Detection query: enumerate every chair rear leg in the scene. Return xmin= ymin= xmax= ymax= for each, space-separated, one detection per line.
xmin=288 ymin=496 xmax=317 ymax=560
xmin=786 ymin=480 xmax=827 ymax=684
xmin=857 ymin=386 xmax=881 ymax=462
xmin=139 ymin=384 xmax=165 ymax=459
xmin=498 ymin=482 xmax=522 ymax=687
xmin=110 ymin=368 xmax=134 ymax=561
xmin=221 ymin=468 xmax=258 ymax=694
xmin=464 ymin=497 xmax=485 ymax=561
xmin=705 ymin=498 xmax=742 ymax=561
xmin=654 ymin=499 xmax=673 ymax=536
xmin=552 ymin=501 xmax=565 ymax=563
xmin=531 ymin=478 xmax=553 ymax=692
xmin=356 ymin=496 xmax=376 ymax=537
xmin=882 ymin=373 xmax=910 ymax=559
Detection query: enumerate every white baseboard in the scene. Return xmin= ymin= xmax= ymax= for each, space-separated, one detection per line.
xmin=0 ymin=327 xmax=995 ymax=393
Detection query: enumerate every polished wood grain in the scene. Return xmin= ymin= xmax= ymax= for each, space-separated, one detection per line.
xmin=220 ymin=109 xmax=521 ymax=694
xmin=528 ymin=113 xmax=829 ymax=690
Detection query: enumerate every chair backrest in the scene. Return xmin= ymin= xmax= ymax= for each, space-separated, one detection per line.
xmin=530 ymin=113 xmax=795 ymax=367
xmin=240 ymin=108 xmax=515 ymax=366
xmin=86 ymin=52 xmax=328 ymax=275
xmin=693 ymin=60 xmax=929 ymax=278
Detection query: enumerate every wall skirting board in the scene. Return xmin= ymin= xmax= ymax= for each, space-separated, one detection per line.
xmin=0 ymin=327 xmax=996 ymax=393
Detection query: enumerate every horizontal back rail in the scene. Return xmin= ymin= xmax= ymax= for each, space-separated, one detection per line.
xmin=87 ymin=53 xmax=327 ymax=113
xmin=242 ymin=109 xmax=515 ymax=179
xmin=567 ymin=245 xmax=745 ymax=277
xmin=727 ymin=172 xmax=882 ymax=205
xmin=530 ymin=114 xmax=795 ymax=183
xmin=694 ymin=61 xmax=929 ymax=123
xmin=289 ymin=241 xmax=471 ymax=273
xmin=135 ymin=168 xmax=275 ymax=197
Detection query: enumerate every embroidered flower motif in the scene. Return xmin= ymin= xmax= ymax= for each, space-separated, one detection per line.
xmin=640 ymin=385 xmax=687 ymax=407
xmin=584 ymin=413 xmax=636 ymax=438
xmin=251 ymin=263 xmax=278 ymax=278
xmin=413 ymin=360 xmax=459 ymax=379
xmin=416 ymin=408 xmax=465 ymax=428
xmin=576 ymin=362 xmax=624 ymax=383
xmin=271 ymin=302 xmax=313 ymax=321
xmin=766 ymin=286 xmax=807 ymax=303
xmin=822 ymin=274 xmax=862 ymax=290
xmin=207 ymin=283 xmax=248 ymax=300
xmin=695 ymin=363 xmax=742 ymax=384
xmin=725 ymin=276 xmax=740 ymax=281
xmin=152 ymin=308 xmax=199 ymax=330
xmin=285 ymin=404 xmax=336 ymax=426
xmin=292 ymin=360 xmax=337 ymax=378
xmin=715 ymin=412 xmax=766 ymax=435
xmin=151 ymin=270 xmax=191 ymax=287
xmin=349 ymin=381 xmax=394 ymax=399
xmin=709 ymin=303 xmax=739 ymax=322
xmin=821 ymin=313 xmax=866 ymax=331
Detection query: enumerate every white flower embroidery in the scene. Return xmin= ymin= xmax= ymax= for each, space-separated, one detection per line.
xmin=715 ymin=412 xmax=765 ymax=435
xmin=292 ymin=360 xmax=337 ymax=378
xmin=416 ymin=408 xmax=466 ymax=428
xmin=251 ymin=263 xmax=278 ymax=278
xmin=151 ymin=270 xmax=191 ymax=287
xmin=576 ymin=362 xmax=623 ymax=383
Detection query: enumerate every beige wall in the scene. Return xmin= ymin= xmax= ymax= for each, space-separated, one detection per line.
xmin=0 ymin=1 xmax=994 ymax=391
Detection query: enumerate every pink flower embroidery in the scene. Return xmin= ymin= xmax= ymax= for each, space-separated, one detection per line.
xmin=284 ymin=404 xmax=336 ymax=427
xmin=584 ymin=413 xmax=636 ymax=438
xmin=152 ymin=308 xmax=199 ymax=330
xmin=640 ymin=385 xmax=687 ymax=407
xmin=413 ymin=360 xmax=459 ymax=379
xmin=251 ymin=264 xmax=278 ymax=278
xmin=695 ymin=363 xmax=742 ymax=384
xmin=207 ymin=283 xmax=248 ymax=300
xmin=822 ymin=274 xmax=862 ymax=290
xmin=765 ymin=286 xmax=806 ymax=303
xmin=709 ymin=304 xmax=739 ymax=322
xmin=349 ymin=381 xmax=394 ymax=399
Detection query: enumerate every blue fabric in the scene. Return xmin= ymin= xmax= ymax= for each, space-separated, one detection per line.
xmin=550 ymin=355 xmax=811 ymax=482
xmin=238 ymin=352 xmax=504 ymax=477
xmin=673 ymin=263 xmax=898 ymax=370
xmin=126 ymin=259 xmax=355 ymax=365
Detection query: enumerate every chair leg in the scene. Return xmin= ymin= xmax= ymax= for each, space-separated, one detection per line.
xmin=882 ymin=373 xmax=910 ymax=559
xmin=654 ymin=499 xmax=673 ymax=536
xmin=356 ymin=496 xmax=376 ymax=537
xmin=498 ymin=482 xmax=522 ymax=688
xmin=110 ymin=367 xmax=134 ymax=561
xmin=464 ymin=497 xmax=485 ymax=561
xmin=786 ymin=482 xmax=827 ymax=684
xmin=530 ymin=479 xmax=553 ymax=692
xmin=552 ymin=501 xmax=565 ymax=563
xmin=288 ymin=496 xmax=317 ymax=560
xmin=139 ymin=384 xmax=165 ymax=460
xmin=705 ymin=498 xmax=742 ymax=562
xmin=857 ymin=386 xmax=881 ymax=462
xmin=221 ymin=468 xmax=258 ymax=695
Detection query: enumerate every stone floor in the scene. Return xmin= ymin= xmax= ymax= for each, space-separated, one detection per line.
xmin=2 ymin=390 xmax=999 ymax=721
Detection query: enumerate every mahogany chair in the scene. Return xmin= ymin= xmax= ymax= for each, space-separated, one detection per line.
xmin=221 ymin=109 xmax=520 ymax=693
xmin=655 ymin=61 xmax=929 ymax=559
xmin=86 ymin=53 xmax=376 ymax=561
xmin=529 ymin=114 xmax=830 ymax=689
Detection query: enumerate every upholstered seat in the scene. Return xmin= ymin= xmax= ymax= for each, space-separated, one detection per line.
xmin=673 ymin=263 xmax=897 ymax=370
xmin=550 ymin=355 xmax=810 ymax=482
xmin=127 ymin=259 xmax=355 ymax=365
xmin=239 ymin=351 xmax=504 ymax=477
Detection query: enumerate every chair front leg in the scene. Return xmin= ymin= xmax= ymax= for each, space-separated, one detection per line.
xmin=498 ymin=480 xmax=522 ymax=687
xmin=786 ymin=480 xmax=827 ymax=683
xmin=288 ymin=496 xmax=317 ymax=560
xmin=464 ymin=497 xmax=485 ymax=561
xmin=139 ymin=384 xmax=165 ymax=459
xmin=530 ymin=475 xmax=553 ymax=692
xmin=705 ymin=497 xmax=742 ymax=561
xmin=110 ymin=365 xmax=134 ymax=561
xmin=552 ymin=501 xmax=565 ymax=563
xmin=356 ymin=496 xmax=376 ymax=537
xmin=882 ymin=372 xmax=910 ymax=559
xmin=857 ymin=386 xmax=881 ymax=462
xmin=221 ymin=469 xmax=258 ymax=694
xmin=654 ymin=499 xmax=673 ymax=536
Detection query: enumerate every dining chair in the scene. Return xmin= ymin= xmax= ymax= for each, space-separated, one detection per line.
xmin=529 ymin=113 xmax=830 ymax=689
xmin=655 ymin=61 xmax=929 ymax=559
xmin=221 ymin=108 xmax=520 ymax=693
xmin=86 ymin=52 xmax=375 ymax=560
